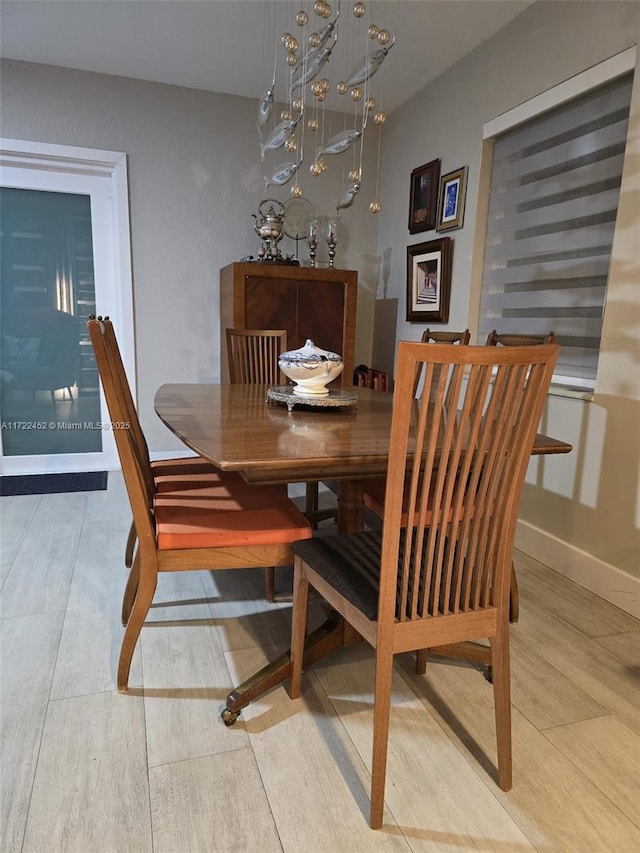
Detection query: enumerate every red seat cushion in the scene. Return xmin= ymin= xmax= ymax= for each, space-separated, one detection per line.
xmin=155 ymin=485 xmax=311 ymax=549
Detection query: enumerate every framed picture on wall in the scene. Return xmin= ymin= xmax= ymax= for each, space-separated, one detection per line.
xmin=406 ymin=237 xmax=452 ymax=323
xmin=436 ymin=166 xmax=468 ymax=232
xmin=408 ymin=159 xmax=440 ymax=233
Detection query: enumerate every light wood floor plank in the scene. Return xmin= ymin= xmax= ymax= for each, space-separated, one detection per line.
xmin=515 ymin=551 xmax=640 ymax=637
xmin=51 ymin=517 xmax=138 ymax=699
xmin=315 ymin=646 xmax=536 ymax=851
xmin=206 ymin=567 xmax=292 ymax=653
xmin=82 ymin=469 xmax=133 ymax=525
xmin=0 ymin=612 xmax=64 ymax=853
xmin=397 ymin=655 xmax=640 ymax=852
xmin=226 ymin=644 xmax=411 ymax=852
xmin=509 ymin=630 xmax=607 ymax=729
xmin=544 ymin=715 xmax=640 ymax=828
xmin=0 ymin=493 xmax=86 ymax=618
xmin=141 ymin=572 xmax=251 ymax=768
xmin=149 ymin=748 xmax=282 ymax=853
xmin=22 ymin=691 xmax=152 ymax=853
xmin=512 ymin=597 xmax=640 ymax=736
xmin=0 ymin=494 xmax=40 ymax=586
xmin=593 ymin=629 xmax=640 ymax=666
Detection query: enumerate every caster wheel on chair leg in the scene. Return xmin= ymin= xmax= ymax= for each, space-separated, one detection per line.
xmin=221 ymin=708 xmax=240 ymax=727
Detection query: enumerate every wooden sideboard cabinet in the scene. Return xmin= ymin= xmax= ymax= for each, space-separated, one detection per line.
xmin=220 ymin=262 xmax=358 ymax=386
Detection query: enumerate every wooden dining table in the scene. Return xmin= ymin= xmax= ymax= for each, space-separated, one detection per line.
xmin=155 ymin=382 xmax=572 ymax=724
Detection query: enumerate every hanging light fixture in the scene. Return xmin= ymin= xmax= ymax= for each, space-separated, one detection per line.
xmin=257 ymin=1 xmax=396 ymax=218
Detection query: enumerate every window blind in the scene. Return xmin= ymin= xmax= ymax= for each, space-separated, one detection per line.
xmin=479 ymin=74 xmax=633 ymax=388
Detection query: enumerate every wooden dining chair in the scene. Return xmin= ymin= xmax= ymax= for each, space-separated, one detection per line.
xmin=225 ymin=328 xmax=288 ymax=384
xmin=226 ymin=327 xmax=335 ymax=597
xmin=95 ymin=316 xmax=244 ymax=573
xmin=421 ymin=328 xmax=471 ymax=345
xmin=88 ymin=317 xmax=312 ymax=692
xmin=485 ymin=330 xmax=556 ymax=347
xmin=289 ymin=341 xmax=558 ymax=828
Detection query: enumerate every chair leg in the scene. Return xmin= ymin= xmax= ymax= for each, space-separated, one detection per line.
xmin=415 ymin=649 xmax=428 ymax=674
xmin=305 ymin=481 xmax=319 ymax=517
xmin=289 ymin=558 xmax=310 ymax=699
xmin=370 ymin=649 xmax=394 ymax=829
xmin=125 ymin=520 xmax=137 ymax=568
xmin=490 ymin=623 xmax=512 ymax=791
xmin=509 ymin=562 xmax=519 ymax=623
xmin=265 ymin=566 xmax=275 ymax=602
xmin=118 ymin=561 xmax=157 ymax=692
xmin=121 ymin=550 xmax=140 ymax=626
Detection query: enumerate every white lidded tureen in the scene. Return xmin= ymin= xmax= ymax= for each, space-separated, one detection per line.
xmin=278 ymin=339 xmax=344 ymax=397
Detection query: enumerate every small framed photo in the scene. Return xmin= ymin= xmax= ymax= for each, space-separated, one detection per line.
xmin=436 ymin=166 xmax=468 ymax=232
xmin=406 ymin=237 xmax=452 ymax=323
xmin=408 ymin=159 xmax=440 ymax=233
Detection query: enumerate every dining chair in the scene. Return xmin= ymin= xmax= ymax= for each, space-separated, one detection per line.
xmin=485 ymin=330 xmax=556 ymax=346
xmin=289 ymin=340 xmax=558 ymax=828
xmin=225 ymin=328 xmax=288 ymax=384
xmin=421 ymin=328 xmax=471 ymax=345
xmin=226 ymin=327 xmax=335 ymax=598
xmin=88 ymin=317 xmax=312 ymax=691
xmin=96 ymin=316 xmax=244 ymax=573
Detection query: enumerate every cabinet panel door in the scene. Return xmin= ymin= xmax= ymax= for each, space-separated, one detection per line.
xmin=244 ymin=277 xmax=296 ymax=336
xmin=297 ymin=280 xmax=345 ymax=356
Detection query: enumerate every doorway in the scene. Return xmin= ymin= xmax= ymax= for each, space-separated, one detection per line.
xmin=0 ymin=139 xmax=134 ymax=475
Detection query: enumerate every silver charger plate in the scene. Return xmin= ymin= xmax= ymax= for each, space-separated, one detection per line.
xmin=266 ymin=385 xmax=358 ymax=412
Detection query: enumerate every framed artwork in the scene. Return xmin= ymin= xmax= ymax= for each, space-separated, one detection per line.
xmin=436 ymin=166 xmax=468 ymax=232
xmin=408 ymin=159 xmax=440 ymax=233
xmin=406 ymin=237 xmax=452 ymax=323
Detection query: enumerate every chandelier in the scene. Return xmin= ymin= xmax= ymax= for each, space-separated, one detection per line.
xmin=257 ymin=1 xmax=396 ymax=217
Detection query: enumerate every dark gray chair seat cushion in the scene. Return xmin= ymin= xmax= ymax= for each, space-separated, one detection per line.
xmin=292 ymin=531 xmax=382 ymax=620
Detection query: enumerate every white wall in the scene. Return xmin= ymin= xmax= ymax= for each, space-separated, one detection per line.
xmin=373 ymin=0 xmax=640 ymax=606
xmin=0 ymin=60 xmax=379 ymax=448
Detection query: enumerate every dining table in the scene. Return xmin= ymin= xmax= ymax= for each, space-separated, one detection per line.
xmin=155 ymin=382 xmax=572 ymax=724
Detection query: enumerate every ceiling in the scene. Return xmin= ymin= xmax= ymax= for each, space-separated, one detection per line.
xmin=0 ymin=0 xmax=533 ymax=115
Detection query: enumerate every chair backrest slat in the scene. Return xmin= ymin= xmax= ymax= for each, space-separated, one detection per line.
xmin=381 ymin=342 xmax=558 ymax=626
xmin=226 ymin=329 xmax=287 ymax=384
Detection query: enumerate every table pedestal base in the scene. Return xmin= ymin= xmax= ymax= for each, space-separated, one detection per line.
xmin=221 ymin=614 xmax=499 ymax=725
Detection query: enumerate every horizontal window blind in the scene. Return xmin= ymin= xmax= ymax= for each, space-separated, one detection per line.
xmin=479 ymin=74 xmax=633 ymax=388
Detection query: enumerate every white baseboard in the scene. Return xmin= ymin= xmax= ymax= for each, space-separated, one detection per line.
xmin=515 ymin=520 xmax=640 ymax=619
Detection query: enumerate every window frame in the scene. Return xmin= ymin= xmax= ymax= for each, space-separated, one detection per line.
xmin=476 ymin=47 xmax=637 ymax=399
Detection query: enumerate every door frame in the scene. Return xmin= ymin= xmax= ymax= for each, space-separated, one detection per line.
xmin=0 ymin=138 xmax=134 ymax=474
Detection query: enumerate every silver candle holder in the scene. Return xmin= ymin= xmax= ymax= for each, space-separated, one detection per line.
xmin=307 ymin=218 xmax=319 ymax=267
xmin=325 ymin=217 xmax=339 ymax=268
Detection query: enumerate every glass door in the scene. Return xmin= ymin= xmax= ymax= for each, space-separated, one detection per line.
xmin=0 ymin=140 xmax=133 ymax=475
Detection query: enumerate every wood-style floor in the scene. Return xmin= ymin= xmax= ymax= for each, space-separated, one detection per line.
xmin=1 ymin=473 xmax=639 ymax=852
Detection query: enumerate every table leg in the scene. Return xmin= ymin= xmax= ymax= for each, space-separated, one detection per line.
xmin=337 ymin=479 xmax=365 ymax=533
xmin=222 ymin=610 xmax=346 ymax=725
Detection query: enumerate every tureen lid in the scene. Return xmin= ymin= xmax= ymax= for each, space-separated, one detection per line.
xmin=279 ymin=339 xmax=342 ymax=363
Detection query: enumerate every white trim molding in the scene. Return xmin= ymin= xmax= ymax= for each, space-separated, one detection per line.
xmin=516 ymin=520 xmax=640 ymax=619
